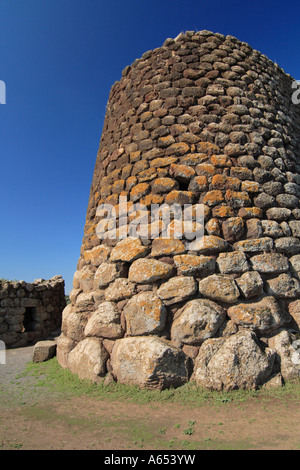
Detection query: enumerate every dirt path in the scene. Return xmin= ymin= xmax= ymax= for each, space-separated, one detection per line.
xmin=1 ymin=346 xmax=300 ymax=450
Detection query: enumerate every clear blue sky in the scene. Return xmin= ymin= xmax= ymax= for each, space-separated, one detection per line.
xmin=1 ymin=0 xmax=300 ymax=294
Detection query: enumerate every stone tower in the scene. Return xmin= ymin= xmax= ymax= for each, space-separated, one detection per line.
xmin=57 ymin=31 xmax=300 ymax=391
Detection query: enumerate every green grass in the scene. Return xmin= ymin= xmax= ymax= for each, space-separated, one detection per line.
xmin=20 ymin=357 xmax=300 ymax=407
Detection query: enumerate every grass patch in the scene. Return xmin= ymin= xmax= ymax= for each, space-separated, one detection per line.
xmin=20 ymin=358 xmax=300 ymax=408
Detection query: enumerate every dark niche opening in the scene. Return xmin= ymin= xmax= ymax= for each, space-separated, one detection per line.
xmin=23 ymin=307 xmax=37 ymax=332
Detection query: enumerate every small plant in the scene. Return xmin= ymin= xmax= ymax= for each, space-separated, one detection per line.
xmin=183 ymin=427 xmax=194 ymax=436
xmin=183 ymin=419 xmax=196 ymax=436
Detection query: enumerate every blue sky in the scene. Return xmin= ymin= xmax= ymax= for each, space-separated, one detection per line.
xmin=0 ymin=0 xmax=299 ymax=294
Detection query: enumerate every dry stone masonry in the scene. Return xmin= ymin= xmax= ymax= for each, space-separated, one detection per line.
xmin=0 ymin=276 xmax=65 ymax=348
xmin=57 ymin=30 xmax=300 ymax=391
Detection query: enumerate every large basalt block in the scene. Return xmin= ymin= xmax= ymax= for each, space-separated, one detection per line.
xmin=111 ymin=336 xmax=190 ymax=390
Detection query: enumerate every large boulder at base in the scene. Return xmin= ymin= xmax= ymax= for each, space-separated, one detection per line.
xmin=268 ymin=329 xmax=300 ymax=381
xmin=56 ymin=333 xmax=76 ymax=369
xmin=110 ymin=336 xmax=190 ymax=390
xmin=67 ymin=337 xmax=108 ymax=383
xmin=192 ymin=330 xmax=275 ymax=391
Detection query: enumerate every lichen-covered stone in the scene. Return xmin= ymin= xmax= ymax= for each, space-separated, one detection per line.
xmin=174 ymin=254 xmax=216 ymax=276
xmin=222 ymin=217 xmax=244 ymax=243
xmin=84 ymin=301 xmax=123 ymax=339
xmin=234 ymin=237 xmax=273 ymax=253
xmin=265 ymin=273 xmax=300 ymax=298
xmin=110 ymin=237 xmax=149 ymax=262
xmin=151 ymin=238 xmax=185 ymax=257
xmin=171 ymin=298 xmax=226 ymax=345
xmin=199 ymin=274 xmax=240 ymax=303
xmin=128 ymin=258 xmax=174 ymax=283
xmin=217 ymin=251 xmax=249 ymax=274
xmin=235 ymin=271 xmax=264 ymax=298
xmin=123 ymin=291 xmax=167 ymax=335
xmin=93 ymin=263 xmax=121 ymax=288
xmin=188 ymin=235 xmax=230 ymax=254
xmin=250 ymin=253 xmax=289 ymax=274
xmin=157 ymin=276 xmax=197 ymax=305
xmin=192 ymin=330 xmax=275 ymax=391
xmin=227 ymin=296 xmax=285 ymax=334
xmin=104 ymin=278 xmax=136 ymax=302
xmin=275 ymin=237 xmax=300 ymax=255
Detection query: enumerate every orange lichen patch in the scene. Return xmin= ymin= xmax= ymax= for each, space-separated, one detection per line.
xmin=166 ymin=219 xmax=203 ymax=239
xmin=211 ymin=174 xmax=241 ymax=191
xmin=112 ymin=179 xmax=125 ymax=194
xmin=151 ymin=177 xmax=178 ymax=194
xmin=210 ymin=154 xmax=232 ymax=167
xmin=212 ymin=205 xmax=235 ymax=218
xmin=197 ymin=141 xmax=220 ymax=155
xmin=140 ymin=194 xmax=164 ymax=207
xmin=169 ymin=163 xmax=196 ymax=181
xmin=130 ymin=182 xmax=151 ymax=202
xmin=130 ymin=151 xmax=141 ymax=162
xmin=180 ymin=132 xmax=201 ymax=144
xmin=195 ymin=163 xmax=217 ymax=178
xmin=126 ymin=175 xmax=138 ymax=191
xmin=150 ymin=156 xmax=178 ymax=168
xmin=241 ymin=180 xmax=261 ymax=192
xmin=189 ymin=175 xmax=209 ymax=192
xmin=227 ymin=297 xmax=282 ymax=333
xmin=174 ymin=254 xmax=214 ymax=273
xmin=188 ymin=235 xmax=230 ymax=254
xmin=106 ymin=194 xmax=119 ymax=205
xmin=225 ymin=189 xmax=251 ymax=208
xmin=128 ymin=258 xmax=174 ymax=283
xmin=165 ymin=142 xmax=190 ymax=156
xmin=234 ymin=237 xmax=274 ymax=253
xmin=85 ymin=224 xmax=96 ymax=236
xmin=206 ymin=218 xmax=220 ymax=236
xmin=83 ymin=245 xmax=111 ymax=266
xmin=151 ymin=238 xmax=186 ymax=256
xmin=138 ymin=168 xmax=158 ymax=182
xmin=202 ymin=190 xmax=224 ymax=207
xmin=124 ymin=293 xmax=166 ymax=330
xmin=110 ymin=168 xmax=121 ymax=180
xmin=165 ymin=190 xmax=196 ymax=205
xmin=238 ymin=207 xmax=263 ymax=219
xmin=157 ymin=135 xmax=176 ymax=147
xmin=100 ymin=184 xmax=112 ymax=199
xmin=211 ymin=174 xmax=227 ymax=189
xmin=110 ymin=237 xmax=149 ymax=262
xmin=181 ymin=153 xmax=209 ymax=166
xmin=226 ymin=177 xmax=241 ymax=191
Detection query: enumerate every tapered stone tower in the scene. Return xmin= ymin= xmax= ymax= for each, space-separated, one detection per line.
xmin=57 ymin=31 xmax=300 ymax=391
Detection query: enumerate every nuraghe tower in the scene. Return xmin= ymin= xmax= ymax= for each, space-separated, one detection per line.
xmin=57 ymin=31 xmax=300 ymax=391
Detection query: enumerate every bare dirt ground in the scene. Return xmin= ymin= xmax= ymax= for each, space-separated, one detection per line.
xmin=1 ymin=346 xmax=300 ymax=451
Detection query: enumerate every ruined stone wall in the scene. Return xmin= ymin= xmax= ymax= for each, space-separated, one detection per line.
xmin=0 ymin=276 xmax=65 ymax=348
xmin=57 ymin=31 xmax=300 ymax=391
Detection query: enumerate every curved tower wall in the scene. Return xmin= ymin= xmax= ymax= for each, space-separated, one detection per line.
xmin=57 ymin=31 xmax=300 ymax=391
